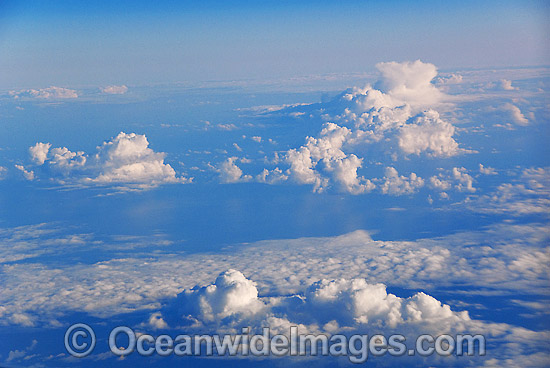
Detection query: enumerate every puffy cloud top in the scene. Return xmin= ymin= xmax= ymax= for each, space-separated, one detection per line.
xmin=380 ymin=167 xmax=424 ymax=195
xmin=91 ymin=132 xmax=181 ymax=184
xmin=251 ymin=60 xmax=465 ymax=194
xmin=375 ymin=60 xmax=443 ymax=106
xmin=286 ymin=123 xmax=374 ymax=194
xmin=29 ymin=143 xmax=51 ymax=165
xmin=177 ymin=269 xmax=265 ymax=323
xmin=398 ymin=110 xmax=460 ymax=157
xmin=164 ymin=269 xmax=470 ymax=334
xmin=24 ymin=132 xmax=190 ymax=189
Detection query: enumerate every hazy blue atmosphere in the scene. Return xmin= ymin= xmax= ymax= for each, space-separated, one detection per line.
xmin=0 ymin=1 xmax=549 ymax=367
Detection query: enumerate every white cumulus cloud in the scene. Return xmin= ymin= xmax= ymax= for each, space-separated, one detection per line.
xmin=101 ymin=85 xmax=128 ymax=94
xmin=398 ymin=110 xmax=460 ymax=157
xmin=14 ymin=165 xmax=34 ymax=181
xmin=23 ymin=132 xmax=190 ymax=189
xmin=217 ymin=157 xmax=252 ymax=183
xmin=380 ymin=167 xmax=424 ymax=195
xmin=502 ymin=103 xmax=529 ymax=126
xmin=286 ymin=123 xmax=374 ymax=194
xmin=500 ymin=79 xmax=517 ymax=91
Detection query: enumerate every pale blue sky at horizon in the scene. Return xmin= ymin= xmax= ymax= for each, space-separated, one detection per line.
xmin=1 ymin=0 xmax=549 ymax=88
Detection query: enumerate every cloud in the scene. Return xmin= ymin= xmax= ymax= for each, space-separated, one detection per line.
xmin=247 ymin=61 xmax=467 ymax=194
xmin=374 ymin=60 xmax=443 ymax=107
xmin=146 ymin=312 xmax=168 ymax=330
xmin=9 ymin=86 xmax=78 ymax=99
xmin=429 ymin=176 xmax=451 ymax=191
xmin=479 ymin=164 xmax=498 ymax=175
xmin=500 ymin=79 xmax=517 ymax=91
xmin=428 ymin=167 xmax=476 ymax=197
xmin=502 ymin=103 xmax=529 ymax=126
xmin=1 ymin=221 xmax=548 ymax=333
xmin=89 ymin=132 xmax=185 ymax=185
xmin=23 ymin=132 xmax=190 ymax=189
xmin=380 ymin=167 xmax=424 ymax=195
xmin=467 ymin=167 xmax=550 ymax=216
xmin=436 ymin=73 xmax=463 ymax=85
xmin=101 ymin=85 xmax=128 ymax=94
xmin=29 ymin=142 xmax=52 ymax=165
xmin=14 ymin=165 xmax=34 ymax=180
xmin=256 ymin=168 xmax=288 ymax=184
xmin=286 ymin=123 xmax=374 ymax=194
xmin=0 ymin=166 xmax=7 ymax=180
xmin=6 ymin=339 xmax=37 ymax=362
xmin=398 ymin=110 xmax=460 ymax=157
xmin=217 ymin=157 xmax=252 ymax=183
xmin=452 ymin=167 xmax=476 ymax=193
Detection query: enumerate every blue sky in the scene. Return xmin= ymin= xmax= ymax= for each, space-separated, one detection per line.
xmin=0 ymin=2 xmax=549 ymax=367
xmin=1 ymin=0 xmax=549 ymax=87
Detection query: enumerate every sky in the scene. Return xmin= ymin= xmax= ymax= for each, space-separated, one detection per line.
xmin=0 ymin=0 xmax=549 ymax=88
xmin=0 ymin=1 xmax=550 ymax=367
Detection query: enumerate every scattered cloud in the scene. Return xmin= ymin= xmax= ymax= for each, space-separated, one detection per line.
xmin=436 ymin=73 xmax=463 ymax=85
xmin=0 ymin=166 xmax=7 ymax=180
xmin=466 ymin=167 xmax=550 ymax=216
xmin=256 ymin=168 xmax=288 ymax=184
xmin=9 ymin=86 xmax=78 ymax=99
xmin=14 ymin=164 xmax=34 ymax=180
xmin=502 ymin=103 xmax=529 ymax=126
xmin=428 ymin=167 xmax=476 ymax=197
xmin=286 ymin=123 xmax=374 ymax=194
xmin=29 ymin=142 xmax=52 ymax=165
xmin=101 ymin=85 xmax=128 ymax=94
xmin=500 ymin=79 xmax=517 ymax=91
xmin=217 ymin=157 xmax=252 ymax=183
xmin=6 ymin=339 xmax=37 ymax=362
xmin=479 ymin=164 xmax=498 ymax=175
xmin=453 ymin=167 xmax=476 ymax=193
xmin=380 ymin=167 xmax=424 ymax=195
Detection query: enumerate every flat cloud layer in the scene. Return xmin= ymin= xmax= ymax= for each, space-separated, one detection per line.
xmin=0 ymin=221 xmax=548 ymax=365
xmin=1 ymin=221 xmax=547 ymax=326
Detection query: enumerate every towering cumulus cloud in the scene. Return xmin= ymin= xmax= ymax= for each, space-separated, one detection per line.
xmin=375 ymin=60 xmax=443 ymax=107
xmin=255 ymin=60 xmax=466 ymax=194
xmin=157 ymin=269 xmax=475 ymax=338
xmin=23 ymin=132 xmax=190 ymax=190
